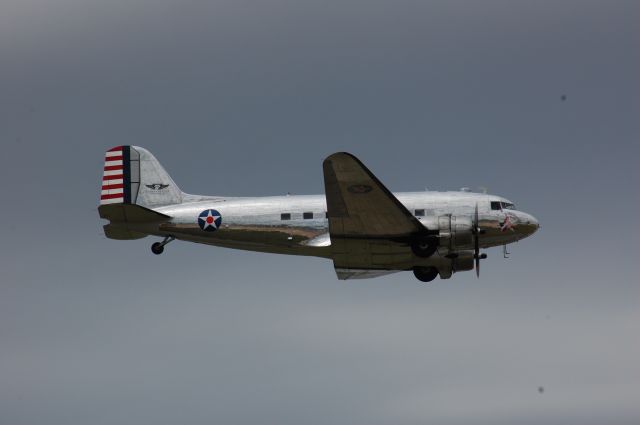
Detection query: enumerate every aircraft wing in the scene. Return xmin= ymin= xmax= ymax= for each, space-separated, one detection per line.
xmin=323 ymin=152 xmax=424 ymax=238
xmin=334 ymin=268 xmax=401 ymax=280
xmin=323 ymin=152 xmax=427 ymax=277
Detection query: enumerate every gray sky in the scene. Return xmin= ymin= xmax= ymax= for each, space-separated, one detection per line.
xmin=1 ymin=0 xmax=639 ymax=424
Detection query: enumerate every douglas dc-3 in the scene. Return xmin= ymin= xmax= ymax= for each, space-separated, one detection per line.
xmin=99 ymin=146 xmax=539 ymax=282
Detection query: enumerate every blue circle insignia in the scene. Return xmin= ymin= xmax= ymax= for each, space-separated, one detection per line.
xmin=198 ymin=209 xmax=222 ymax=232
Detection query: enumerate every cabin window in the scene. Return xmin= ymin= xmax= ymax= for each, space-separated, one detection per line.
xmin=325 ymin=212 xmax=328 ymax=218
xmin=414 ymin=209 xmax=425 ymax=217
xmin=491 ymin=201 xmax=502 ymax=210
xmin=303 ymin=212 xmax=313 ymax=219
xmin=280 ymin=213 xmax=291 ymax=220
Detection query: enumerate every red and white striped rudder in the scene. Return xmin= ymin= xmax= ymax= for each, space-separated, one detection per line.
xmin=100 ymin=146 xmax=127 ymax=205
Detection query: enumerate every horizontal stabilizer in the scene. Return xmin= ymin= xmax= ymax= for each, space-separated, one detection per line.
xmin=98 ymin=204 xmax=170 ymax=223
xmin=102 ymin=224 xmax=147 ymax=240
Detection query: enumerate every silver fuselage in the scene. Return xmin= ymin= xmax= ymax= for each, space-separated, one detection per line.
xmin=129 ymin=191 xmax=538 ymax=264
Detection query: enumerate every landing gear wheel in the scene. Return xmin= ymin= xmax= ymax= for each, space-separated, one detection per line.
xmin=410 ymin=235 xmax=438 ymax=258
xmin=413 ymin=266 xmax=439 ymax=283
xmin=150 ymin=235 xmax=175 ymax=255
xmin=151 ymin=242 xmax=164 ymax=255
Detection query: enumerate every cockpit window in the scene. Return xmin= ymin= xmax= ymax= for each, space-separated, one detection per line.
xmin=491 ymin=201 xmax=516 ymax=210
xmin=501 ymin=202 xmax=515 ymax=210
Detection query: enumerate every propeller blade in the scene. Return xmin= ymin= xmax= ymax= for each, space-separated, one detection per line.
xmin=474 ymin=203 xmax=480 ymax=278
xmin=474 ymin=202 xmax=479 ymax=230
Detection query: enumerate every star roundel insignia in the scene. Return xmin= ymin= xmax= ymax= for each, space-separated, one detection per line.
xmin=198 ymin=209 xmax=222 ymax=232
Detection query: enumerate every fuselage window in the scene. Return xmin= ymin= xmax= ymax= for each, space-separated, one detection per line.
xmin=491 ymin=201 xmax=502 ymax=210
xmin=303 ymin=212 xmax=313 ymax=219
xmin=281 ymin=213 xmax=291 ymax=220
xmin=414 ymin=209 xmax=425 ymax=217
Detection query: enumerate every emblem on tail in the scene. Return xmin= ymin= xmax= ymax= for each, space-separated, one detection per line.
xmin=145 ymin=183 xmax=170 ymax=190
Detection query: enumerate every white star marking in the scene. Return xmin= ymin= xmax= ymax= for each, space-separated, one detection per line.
xmin=199 ymin=210 xmax=220 ymax=230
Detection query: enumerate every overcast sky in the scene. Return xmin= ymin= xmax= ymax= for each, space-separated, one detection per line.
xmin=1 ymin=0 xmax=639 ymax=424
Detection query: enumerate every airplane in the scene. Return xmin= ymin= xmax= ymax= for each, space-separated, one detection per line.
xmin=98 ymin=146 xmax=539 ymax=282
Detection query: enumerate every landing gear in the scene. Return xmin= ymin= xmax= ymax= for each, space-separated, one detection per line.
xmin=413 ymin=266 xmax=439 ymax=283
xmin=151 ymin=235 xmax=175 ymax=255
xmin=410 ymin=235 xmax=438 ymax=258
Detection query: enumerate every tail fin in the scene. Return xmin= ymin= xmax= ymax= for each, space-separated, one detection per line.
xmin=99 ymin=146 xmax=182 ymax=208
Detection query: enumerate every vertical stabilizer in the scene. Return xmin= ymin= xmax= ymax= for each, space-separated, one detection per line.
xmin=99 ymin=146 xmax=182 ymax=208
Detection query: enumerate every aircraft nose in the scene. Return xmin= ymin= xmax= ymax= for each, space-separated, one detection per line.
xmin=518 ymin=212 xmax=540 ymax=236
xmin=531 ymin=215 xmax=540 ymax=230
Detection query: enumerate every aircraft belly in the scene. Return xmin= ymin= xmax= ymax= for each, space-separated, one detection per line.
xmin=157 ymin=221 xmax=332 ymax=257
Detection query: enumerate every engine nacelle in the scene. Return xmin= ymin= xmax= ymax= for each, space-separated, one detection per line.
xmin=451 ymin=250 xmax=474 ymax=272
xmin=421 ymin=215 xmax=474 ymax=250
xmin=436 ymin=250 xmax=475 ymax=279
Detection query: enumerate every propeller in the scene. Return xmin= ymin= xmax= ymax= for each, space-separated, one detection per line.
xmin=472 ymin=203 xmax=486 ymax=277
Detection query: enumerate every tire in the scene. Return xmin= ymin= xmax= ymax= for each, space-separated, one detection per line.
xmin=151 ymin=242 xmax=164 ymax=255
xmin=413 ymin=267 xmax=439 ymax=283
xmin=410 ymin=235 xmax=438 ymax=258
